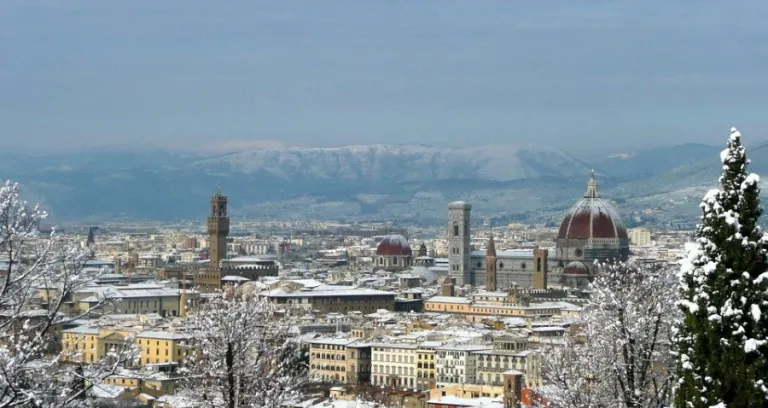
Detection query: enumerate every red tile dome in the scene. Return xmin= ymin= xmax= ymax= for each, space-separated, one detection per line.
xmin=557 ymin=171 xmax=628 ymax=241
xmin=376 ymin=234 xmax=412 ymax=256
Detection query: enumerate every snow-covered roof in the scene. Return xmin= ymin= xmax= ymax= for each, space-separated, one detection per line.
xmin=78 ymin=287 xmax=183 ymax=303
xmin=263 ymin=288 xmax=394 ymax=298
xmin=426 ymin=296 xmax=471 ymax=304
xmin=426 ymin=396 xmax=501 ymax=407
xmin=221 ymin=275 xmax=251 ymax=282
xmin=471 ymin=249 xmax=534 ymax=258
xmin=62 ymin=326 xmax=100 ymax=335
xmin=88 ymin=384 xmax=129 ymax=399
xmin=137 ymin=331 xmax=193 ymax=340
xmin=437 ymin=344 xmax=493 ymax=352
xmin=305 ymin=337 xmax=360 ymax=346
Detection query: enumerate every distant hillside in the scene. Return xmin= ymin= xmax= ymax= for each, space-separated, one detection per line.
xmin=1 ymin=141 xmax=767 ymax=226
xmin=592 ymin=143 xmax=720 ymax=179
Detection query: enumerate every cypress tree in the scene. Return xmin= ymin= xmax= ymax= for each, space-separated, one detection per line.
xmin=675 ymin=127 xmax=768 ymax=407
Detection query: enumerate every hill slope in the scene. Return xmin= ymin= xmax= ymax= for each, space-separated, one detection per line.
xmin=2 ymin=141 xmax=767 ymax=225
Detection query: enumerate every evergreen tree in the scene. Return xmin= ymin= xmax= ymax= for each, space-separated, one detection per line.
xmin=675 ymin=127 xmax=768 ymax=407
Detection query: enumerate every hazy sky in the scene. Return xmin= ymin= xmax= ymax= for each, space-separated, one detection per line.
xmin=2 ymin=1 xmax=768 ymax=155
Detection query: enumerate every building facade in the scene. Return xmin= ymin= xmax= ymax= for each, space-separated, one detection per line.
xmin=307 ymin=338 xmax=372 ymax=385
xmin=262 ymin=288 xmax=396 ymax=314
xmin=371 ymin=343 xmax=419 ymax=390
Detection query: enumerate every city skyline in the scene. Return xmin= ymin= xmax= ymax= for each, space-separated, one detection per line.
xmin=2 ymin=1 xmax=768 ymax=155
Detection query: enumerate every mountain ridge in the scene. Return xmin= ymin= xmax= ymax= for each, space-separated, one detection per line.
xmin=1 ymin=141 xmax=766 ymax=225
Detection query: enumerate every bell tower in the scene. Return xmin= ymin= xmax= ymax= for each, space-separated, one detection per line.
xmin=207 ymin=186 xmax=230 ymax=269
xmin=485 ymin=232 xmax=497 ymax=291
xmin=447 ymin=201 xmax=471 ymax=286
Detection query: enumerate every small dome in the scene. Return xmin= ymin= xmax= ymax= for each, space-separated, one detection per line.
xmin=564 ymin=260 xmax=590 ymax=276
xmin=376 ymin=234 xmax=413 ymax=256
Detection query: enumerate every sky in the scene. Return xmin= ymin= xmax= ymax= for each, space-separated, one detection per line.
xmin=1 ymin=1 xmax=768 ymax=156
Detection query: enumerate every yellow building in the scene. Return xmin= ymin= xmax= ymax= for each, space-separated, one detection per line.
xmin=61 ymin=326 xmax=193 ymax=368
xmin=61 ymin=326 xmax=135 ymax=364
xmin=103 ymin=370 xmax=181 ymax=396
xmin=135 ymin=331 xmax=193 ymax=366
xmin=416 ymin=341 xmax=441 ymax=391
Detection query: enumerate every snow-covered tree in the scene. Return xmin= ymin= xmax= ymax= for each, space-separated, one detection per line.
xmin=675 ymin=127 xmax=768 ymax=407
xmin=0 ymin=180 xmax=136 ymax=407
xmin=541 ymin=262 xmax=677 ymax=408
xmin=180 ymin=285 xmax=308 ymax=408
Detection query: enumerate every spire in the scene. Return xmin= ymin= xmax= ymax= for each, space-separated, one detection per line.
xmin=585 ymin=169 xmax=600 ymax=198
xmin=486 ymin=231 xmax=497 ymax=258
xmin=86 ymin=226 xmax=95 ymax=247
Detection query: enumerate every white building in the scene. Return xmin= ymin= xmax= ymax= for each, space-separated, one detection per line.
xmin=436 ymin=344 xmax=492 ymax=387
xmin=371 ymin=342 xmax=419 ymax=390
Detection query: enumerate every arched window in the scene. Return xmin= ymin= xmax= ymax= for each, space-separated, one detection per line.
xmin=537 ymin=258 xmax=542 ymax=272
xmin=453 ymin=222 xmax=459 ymax=236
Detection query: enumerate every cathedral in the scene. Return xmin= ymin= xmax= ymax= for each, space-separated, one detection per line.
xmin=447 ymin=171 xmax=629 ymax=289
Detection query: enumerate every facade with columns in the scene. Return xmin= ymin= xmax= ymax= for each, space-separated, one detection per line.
xmin=447 ymin=201 xmax=550 ymax=289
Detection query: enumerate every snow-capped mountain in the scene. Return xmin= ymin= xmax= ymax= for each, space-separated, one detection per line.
xmin=191 ymin=144 xmax=592 ymax=182
xmin=2 ymin=141 xmax=767 ymax=223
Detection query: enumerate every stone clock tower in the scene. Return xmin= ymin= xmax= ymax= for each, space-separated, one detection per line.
xmin=207 ymin=187 xmax=230 ymax=269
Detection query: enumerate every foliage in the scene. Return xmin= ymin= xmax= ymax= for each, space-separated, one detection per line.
xmin=179 ymin=285 xmax=308 ymax=408
xmin=0 ymin=180 xmax=136 ymax=407
xmin=541 ymin=262 xmax=677 ymax=408
xmin=674 ymin=128 xmax=768 ymax=407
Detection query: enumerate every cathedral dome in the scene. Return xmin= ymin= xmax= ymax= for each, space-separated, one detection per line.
xmin=376 ymin=234 xmax=413 ymax=256
xmin=557 ymin=171 xmax=628 ymax=241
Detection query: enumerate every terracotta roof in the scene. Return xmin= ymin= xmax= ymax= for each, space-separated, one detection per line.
xmin=376 ymin=234 xmax=412 ymax=256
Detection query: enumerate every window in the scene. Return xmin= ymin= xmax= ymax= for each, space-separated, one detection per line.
xmin=453 ymin=222 xmax=459 ymax=236
xmin=537 ymin=258 xmax=542 ymax=272
xmin=498 ymin=262 xmax=504 ymax=269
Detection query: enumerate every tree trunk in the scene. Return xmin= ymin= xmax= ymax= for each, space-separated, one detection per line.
xmin=226 ymin=342 xmax=236 ymax=408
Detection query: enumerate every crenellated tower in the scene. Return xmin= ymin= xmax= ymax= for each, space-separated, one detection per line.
xmin=207 ymin=186 xmax=230 ymax=269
